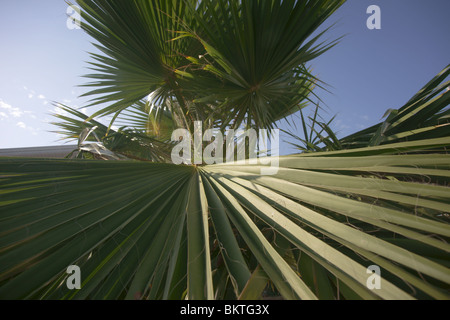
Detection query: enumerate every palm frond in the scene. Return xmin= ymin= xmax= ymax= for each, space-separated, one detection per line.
xmin=52 ymin=104 xmax=174 ymax=162
xmin=1 ymin=135 xmax=449 ymax=299
xmin=180 ymin=0 xmax=344 ymax=130
xmin=73 ymin=0 xmax=344 ymax=132
xmin=340 ymin=64 xmax=450 ymax=148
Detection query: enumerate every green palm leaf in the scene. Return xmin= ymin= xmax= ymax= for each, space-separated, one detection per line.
xmin=73 ymin=0 xmax=343 ymax=132
xmin=1 ymin=134 xmax=449 ymax=299
xmin=341 ymin=65 xmax=450 ymax=148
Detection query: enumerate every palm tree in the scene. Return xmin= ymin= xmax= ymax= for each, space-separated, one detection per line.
xmin=0 ymin=0 xmax=449 ymax=300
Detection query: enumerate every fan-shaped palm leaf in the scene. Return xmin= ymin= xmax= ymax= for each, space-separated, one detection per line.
xmin=1 ymin=134 xmax=449 ymax=299
xmin=75 ymin=0 xmax=344 ymax=132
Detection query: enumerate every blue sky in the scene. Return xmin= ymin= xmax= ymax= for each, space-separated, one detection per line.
xmin=0 ymin=0 xmax=449 ymax=155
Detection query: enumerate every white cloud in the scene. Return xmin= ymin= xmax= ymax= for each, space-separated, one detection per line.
xmin=10 ymin=109 xmax=24 ymax=117
xmin=0 ymin=100 xmax=23 ymax=118
xmin=16 ymin=121 xmax=27 ymax=129
xmin=1 ymin=100 xmax=40 ymax=135
xmin=16 ymin=121 xmax=39 ymax=136
xmin=23 ymin=86 xmax=47 ymax=102
xmin=0 ymin=101 xmax=11 ymax=110
xmin=24 ymin=110 xmax=36 ymax=119
xmin=334 ymin=119 xmax=350 ymax=130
